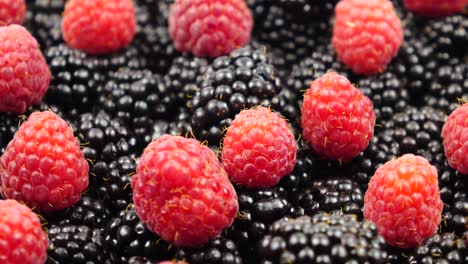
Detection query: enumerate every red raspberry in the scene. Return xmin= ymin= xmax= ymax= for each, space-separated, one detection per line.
xmin=403 ymin=0 xmax=467 ymax=17
xmin=442 ymin=103 xmax=468 ymax=175
xmin=0 ymin=0 xmax=26 ymax=25
xmin=169 ymin=0 xmax=253 ymax=58
xmin=0 ymin=25 xmax=51 ymax=113
xmin=132 ymin=135 xmax=238 ymax=247
xmin=0 ymin=199 xmax=48 ymax=264
xmin=221 ymin=107 xmax=297 ymax=188
xmin=301 ymin=72 xmax=375 ymax=162
xmin=62 ymin=0 xmax=136 ymax=55
xmin=364 ymin=154 xmax=443 ymax=248
xmin=332 ymin=0 xmax=403 ymax=75
xmin=0 ymin=111 xmax=89 ymax=212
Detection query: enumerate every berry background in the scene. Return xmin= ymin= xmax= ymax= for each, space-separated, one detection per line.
xmin=0 ymin=0 xmax=467 ymax=263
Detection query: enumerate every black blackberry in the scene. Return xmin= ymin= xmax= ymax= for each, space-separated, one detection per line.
xmin=105 ymin=206 xmax=174 ymax=263
xmin=295 ymin=178 xmax=364 ymax=218
xmin=189 ymin=46 xmax=283 ymax=145
xmin=27 ymin=0 xmax=64 ymax=48
xmin=174 ymin=237 xmax=243 ymax=264
xmin=47 ymin=224 xmax=110 ymax=264
xmin=258 ymin=213 xmax=389 ymax=264
xmin=225 ymin=187 xmax=292 ymax=263
xmin=56 ymin=195 xmax=111 ymax=230
xmin=92 ymin=155 xmax=136 ymax=213
xmin=276 ymin=0 xmax=339 ymax=22
xmin=424 ymin=14 xmax=468 ymax=58
xmin=440 ymin=172 xmax=468 ymax=234
xmin=98 ymin=68 xmax=177 ymax=146
xmin=357 ymin=72 xmax=410 ymax=122
xmin=164 ymin=55 xmax=208 ymax=105
xmin=0 ymin=113 xmax=19 ymax=154
xmin=128 ymin=256 xmax=158 ymax=264
xmin=408 ymin=233 xmax=468 ymax=264
xmin=379 ymin=106 xmax=446 ymax=158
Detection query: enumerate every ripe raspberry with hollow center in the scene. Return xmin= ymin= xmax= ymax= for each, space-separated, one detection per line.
xmin=364 ymin=154 xmax=443 ymax=248
xmin=0 ymin=111 xmax=89 ymax=212
xmin=0 ymin=199 xmax=48 ymax=264
xmin=132 ymin=135 xmax=238 ymax=247
xmin=301 ymin=72 xmax=375 ymax=162
xmin=62 ymin=0 xmax=136 ymax=55
xmin=332 ymin=0 xmax=403 ymax=75
xmin=0 ymin=0 xmax=26 ymax=25
xmin=403 ymin=0 xmax=467 ymax=17
xmin=442 ymin=103 xmax=468 ymax=175
xmin=222 ymin=107 xmax=297 ymax=188
xmin=0 ymin=25 xmax=51 ymax=113
xmin=169 ymin=0 xmax=253 ymax=58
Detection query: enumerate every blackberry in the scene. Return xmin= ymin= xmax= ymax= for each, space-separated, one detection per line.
xmin=189 ymin=46 xmax=283 ymax=145
xmin=174 ymin=237 xmax=243 ymax=264
xmin=258 ymin=213 xmax=389 ymax=264
xmin=225 ymin=187 xmax=292 ymax=263
xmin=276 ymin=0 xmax=338 ymax=22
xmin=424 ymin=14 xmax=468 ymax=58
xmin=98 ymin=68 xmax=177 ymax=146
xmin=105 ymin=206 xmax=174 ymax=263
xmin=296 ymin=178 xmax=364 ymax=218
xmin=379 ymin=106 xmax=446 ymax=158
xmin=56 ymin=195 xmax=111 ymax=230
xmin=408 ymin=233 xmax=468 ymax=264
xmin=440 ymin=172 xmax=468 ymax=234
xmin=357 ymin=72 xmax=410 ymax=122
xmin=92 ymin=155 xmax=136 ymax=213
xmin=27 ymin=0 xmax=64 ymax=47
xmin=128 ymin=256 xmax=158 ymax=264
xmin=0 ymin=113 xmax=19 ymax=154
xmin=164 ymin=55 xmax=208 ymax=105
xmin=47 ymin=224 xmax=110 ymax=264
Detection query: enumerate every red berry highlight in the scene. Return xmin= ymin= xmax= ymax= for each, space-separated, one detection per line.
xmin=0 ymin=0 xmax=26 ymax=25
xmin=442 ymin=103 xmax=468 ymax=175
xmin=364 ymin=154 xmax=443 ymax=248
xmin=332 ymin=0 xmax=403 ymax=75
xmin=0 ymin=25 xmax=51 ymax=113
xmin=62 ymin=0 xmax=136 ymax=55
xmin=0 ymin=111 xmax=89 ymax=212
xmin=132 ymin=135 xmax=238 ymax=247
xmin=301 ymin=72 xmax=375 ymax=162
xmin=222 ymin=107 xmax=297 ymax=189
xmin=0 ymin=199 xmax=48 ymax=264
xmin=403 ymin=0 xmax=467 ymax=17
xmin=169 ymin=0 xmax=253 ymax=58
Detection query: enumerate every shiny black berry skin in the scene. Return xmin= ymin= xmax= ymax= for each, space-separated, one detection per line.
xmin=189 ymin=46 xmax=282 ymax=146
xmin=56 ymin=196 xmax=111 ymax=230
xmin=174 ymin=237 xmax=243 ymax=264
xmin=258 ymin=213 xmax=389 ymax=264
xmin=47 ymin=225 xmax=110 ymax=264
xmin=424 ymin=15 xmax=468 ymax=58
xmin=408 ymin=233 xmax=468 ymax=264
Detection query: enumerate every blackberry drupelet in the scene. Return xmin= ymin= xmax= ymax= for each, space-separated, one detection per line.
xmin=189 ymin=46 xmax=283 ymax=146
xmin=27 ymin=0 xmax=64 ymax=47
xmin=357 ymin=72 xmax=410 ymax=122
xmin=296 ymin=178 xmax=364 ymax=218
xmin=105 ymin=206 xmax=174 ymax=263
xmin=439 ymin=171 xmax=468 ymax=234
xmin=408 ymin=233 xmax=468 ymax=263
xmin=174 ymin=237 xmax=243 ymax=264
xmin=226 ymin=187 xmax=293 ymax=263
xmin=276 ymin=0 xmax=339 ymax=22
xmin=164 ymin=55 xmax=208 ymax=105
xmin=424 ymin=14 xmax=468 ymax=58
xmin=127 ymin=256 xmax=157 ymax=264
xmin=258 ymin=213 xmax=389 ymax=264
xmin=56 ymin=196 xmax=111 ymax=230
xmin=47 ymin=224 xmax=110 ymax=264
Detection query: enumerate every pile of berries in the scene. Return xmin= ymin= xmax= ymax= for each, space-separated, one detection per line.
xmin=0 ymin=0 xmax=467 ymax=263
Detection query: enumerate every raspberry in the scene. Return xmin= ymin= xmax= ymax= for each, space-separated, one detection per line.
xmin=403 ymin=0 xmax=468 ymax=17
xmin=332 ymin=0 xmax=403 ymax=75
xmin=0 ymin=0 xmax=26 ymax=25
xmin=363 ymin=154 xmax=443 ymax=248
xmin=442 ymin=103 xmax=468 ymax=175
xmin=62 ymin=0 xmax=136 ymax=55
xmin=0 ymin=199 xmax=48 ymax=264
xmin=301 ymin=72 xmax=375 ymax=162
xmin=0 ymin=111 xmax=89 ymax=212
xmin=0 ymin=25 xmax=51 ymax=113
xmin=169 ymin=0 xmax=253 ymax=58
xmin=132 ymin=135 xmax=238 ymax=247
xmin=221 ymin=107 xmax=297 ymax=188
